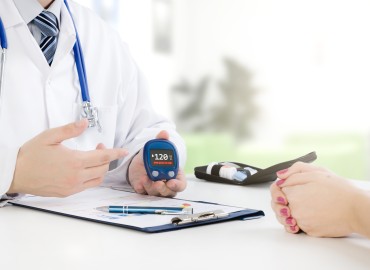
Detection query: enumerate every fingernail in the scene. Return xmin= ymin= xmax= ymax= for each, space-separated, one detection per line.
xmin=277 ymin=169 xmax=288 ymax=175
xmin=276 ymin=179 xmax=285 ymax=186
xmin=280 ymin=208 xmax=288 ymax=216
xmin=286 ymin=217 xmax=294 ymax=225
xmin=277 ymin=196 xmax=285 ymax=204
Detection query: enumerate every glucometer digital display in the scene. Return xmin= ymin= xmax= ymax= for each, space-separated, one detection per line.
xmin=150 ymin=149 xmax=175 ymax=167
xmin=144 ymin=139 xmax=179 ymax=181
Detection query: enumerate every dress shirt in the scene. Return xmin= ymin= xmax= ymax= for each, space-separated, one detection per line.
xmin=13 ymin=0 xmax=62 ymax=44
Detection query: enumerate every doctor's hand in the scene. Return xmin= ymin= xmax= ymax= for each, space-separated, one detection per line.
xmin=271 ymin=162 xmax=370 ymax=238
xmin=9 ymin=119 xmax=128 ymax=197
xmin=128 ymin=130 xmax=187 ymax=197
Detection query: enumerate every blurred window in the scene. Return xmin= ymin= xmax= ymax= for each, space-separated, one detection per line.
xmin=74 ymin=0 xmax=370 ymax=179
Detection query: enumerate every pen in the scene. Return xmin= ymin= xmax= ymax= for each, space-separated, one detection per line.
xmin=95 ymin=206 xmax=193 ymax=215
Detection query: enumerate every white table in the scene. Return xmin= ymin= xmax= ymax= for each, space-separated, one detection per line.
xmin=1 ymin=176 xmax=370 ymax=270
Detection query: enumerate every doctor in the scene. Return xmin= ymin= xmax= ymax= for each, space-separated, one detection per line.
xmin=0 ymin=0 xmax=187 ymax=203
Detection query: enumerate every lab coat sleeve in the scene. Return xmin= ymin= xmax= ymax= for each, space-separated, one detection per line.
xmin=0 ymin=146 xmax=20 ymax=205
xmin=104 ymin=50 xmax=186 ymax=186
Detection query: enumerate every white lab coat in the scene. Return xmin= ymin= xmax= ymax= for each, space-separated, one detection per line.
xmin=0 ymin=0 xmax=186 ymax=196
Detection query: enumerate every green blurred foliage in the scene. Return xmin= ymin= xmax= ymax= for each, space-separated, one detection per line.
xmin=183 ymin=132 xmax=369 ymax=181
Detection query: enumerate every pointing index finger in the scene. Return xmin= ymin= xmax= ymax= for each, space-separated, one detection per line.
xmin=79 ymin=148 xmax=128 ymax=168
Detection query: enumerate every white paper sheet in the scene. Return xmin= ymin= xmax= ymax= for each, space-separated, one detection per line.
xmin=11 ymin=186 xmax=245 ymax=229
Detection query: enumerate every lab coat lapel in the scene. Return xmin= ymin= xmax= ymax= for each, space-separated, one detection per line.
xmin=15 ymin=24 xmax=51 ymax=75
xmin=2 ymin=0 xmax=50 ymax=75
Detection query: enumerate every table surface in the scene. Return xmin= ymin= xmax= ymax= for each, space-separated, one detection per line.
xmin=1 ymin=176 xmax=370 ymax=270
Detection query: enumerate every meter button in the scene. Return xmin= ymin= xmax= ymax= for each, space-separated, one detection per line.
xmin=168 ymin=171 xmax=175 ymax=178
xmin=152 ymin=171 xmax=159 ymax=177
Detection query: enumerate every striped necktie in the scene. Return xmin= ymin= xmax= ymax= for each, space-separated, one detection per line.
xmin=33 ymin=11 xmax=59 ymax=65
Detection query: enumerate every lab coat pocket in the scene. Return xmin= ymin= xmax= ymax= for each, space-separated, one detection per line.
xmin=72 ymin=103 xmax=118 ymax=151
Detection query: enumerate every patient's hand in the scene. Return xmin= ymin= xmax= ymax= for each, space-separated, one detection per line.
xmin=271 ymin=162 xmax=369 ymax=238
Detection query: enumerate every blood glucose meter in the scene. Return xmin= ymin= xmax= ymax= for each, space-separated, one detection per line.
xmin=143 ymin=139 xmax=179 ymax=181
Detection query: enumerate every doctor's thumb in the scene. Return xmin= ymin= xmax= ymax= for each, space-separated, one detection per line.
xmin=155 ymin=130 xmax=169 ymax=140
xmin=40 ymin=119 xmax=89 ymax=144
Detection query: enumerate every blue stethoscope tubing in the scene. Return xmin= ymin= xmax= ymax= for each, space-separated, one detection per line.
xmin=0 ymin=0 xmax=101 ymax=131
xmin=0 ymin=17 xmax=7 ymax=99
xmin=63 ymin=0 xmax=90 ymax=103
xmin=0 ymin=18 xmax=7 ymax=49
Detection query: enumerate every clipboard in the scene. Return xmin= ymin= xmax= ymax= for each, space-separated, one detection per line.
xmin=9 ymin=186 xmax=264 ymax=233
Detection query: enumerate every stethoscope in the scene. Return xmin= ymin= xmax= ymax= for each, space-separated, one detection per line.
xmin=0 ymin=0 xmax=101 ymax=132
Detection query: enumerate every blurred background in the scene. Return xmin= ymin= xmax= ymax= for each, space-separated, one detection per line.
xmin=75 ymin=0 xmax=370 ymax=180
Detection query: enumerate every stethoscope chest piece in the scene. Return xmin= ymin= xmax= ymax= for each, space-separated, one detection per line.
xmin=81 ymin=101 xmax=102 ymax=132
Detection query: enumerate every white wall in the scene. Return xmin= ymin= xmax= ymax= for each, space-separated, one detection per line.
xmin=172 ymin=0 xmax=370 ymax=136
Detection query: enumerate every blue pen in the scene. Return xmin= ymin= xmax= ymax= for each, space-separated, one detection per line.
xmin=96 ymin=206 xmax=193 ymax=215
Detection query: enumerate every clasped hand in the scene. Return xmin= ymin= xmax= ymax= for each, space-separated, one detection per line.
xmin=270 ymin=162 xmax=363 ymax=237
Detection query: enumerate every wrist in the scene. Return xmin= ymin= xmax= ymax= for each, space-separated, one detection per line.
xmin=126 ymin=151 xmax=140 ymax=186
xmin=9 ymin=163 xmax=26 ymax=194
xmin=126 ymin=162 xmax=133 ymax=186
xmin=7 ymin=179 xmax=19 ymax=194
xmin=7 ymin=179 xmax=26 ymax=195
xmin=351 ymin=189 xmax=370 ymax=237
